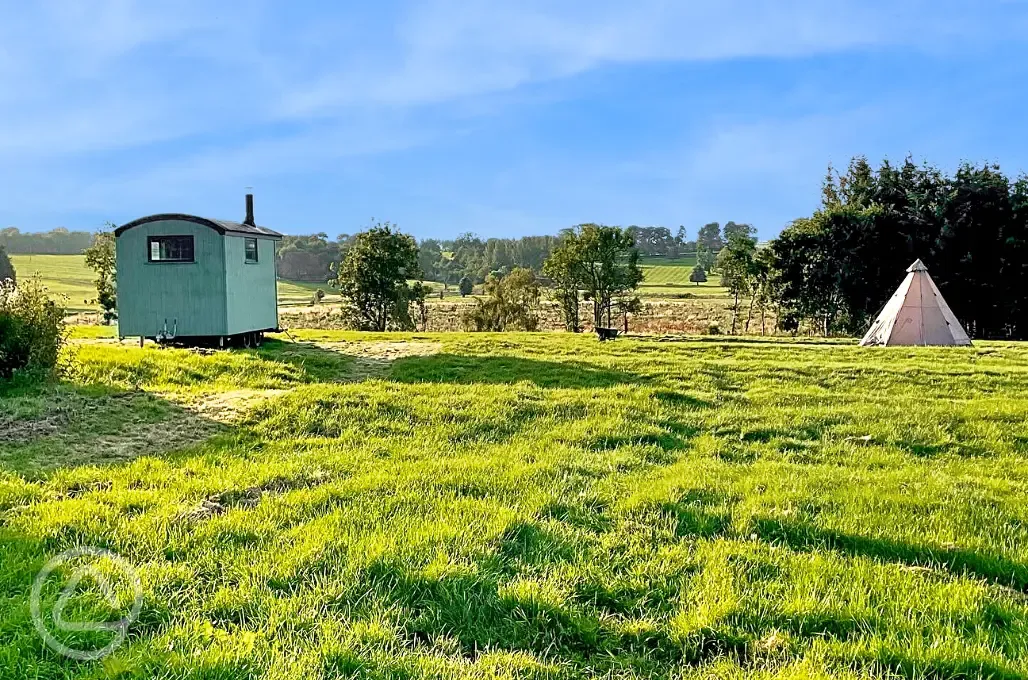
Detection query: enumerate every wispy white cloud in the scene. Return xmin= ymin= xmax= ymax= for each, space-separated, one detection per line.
xmin=4 ymin=0 xmax=1005 ymax=155
xmin=279 ymin=1 xmax=882 ymax=115
xmin=280 ymin=0 xmax=1027 ymax=117
xmin=2 ymin=0 xmax=1027 ymax=231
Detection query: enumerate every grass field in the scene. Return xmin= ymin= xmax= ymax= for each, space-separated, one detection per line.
xmin=2 ymin=332 xmax=1028 ymax=678
xmin=10 ymin=254 xmax=341 ymax=312
xmin=8 ymin=255 xmax=727 ymax=314
xmin=637 ymin=256 xmax=726 ymax=298
xmin=9 ymin=255 xmax=99 ymax=312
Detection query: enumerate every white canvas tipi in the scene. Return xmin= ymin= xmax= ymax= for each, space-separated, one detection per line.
xmin=860 ymin=259 xmax=972 ymax=347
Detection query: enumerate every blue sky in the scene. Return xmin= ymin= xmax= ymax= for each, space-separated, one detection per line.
xmin=3 ymin=1 xmax=1028 ymax=241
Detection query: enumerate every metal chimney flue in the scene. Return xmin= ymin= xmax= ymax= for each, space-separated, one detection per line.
xmin=244 ymin=193 xmax=255 ymax=226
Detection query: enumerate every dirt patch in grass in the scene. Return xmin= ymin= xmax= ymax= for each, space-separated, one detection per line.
xmin=177 ymin=497 xmax=228 ymax=522
xmin=0 ymin=388 xmax=228 ymax=472
xmin=89 ymin=417 xmax=227 ymax=466
xmin=177 ymin=470 xmax=336 ymax=523
xmin=304 ymin=340 xmax=442 ymax=380
xmin=0 ymin=390 xmax=151 ymax=446
xmin=171 ymin=389 xmax=288 ymax=424
xmin=0 ymin=409 xmax=71 ymax=443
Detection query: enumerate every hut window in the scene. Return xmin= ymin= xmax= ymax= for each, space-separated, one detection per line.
xmin=148 ymin=236 xmax=194 ymax=263
xmin=245 ymin=238 xmax=259 ymax=263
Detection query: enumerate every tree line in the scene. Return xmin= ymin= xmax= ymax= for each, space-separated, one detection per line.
xmin=329 ymin=222 xmax=647 ymax=333
xmin=276 ymin=233 xmax=354 ymax=282
xmin=415 ymin=223 xmax=753 ymax=287
xmin=0 ymin=227 xmax=94 ymax=254
xmin=4 ymin=220 xmax=751 ymax=294
xmin=277 ymin=221 xmax=753 ymax=287
xmin=767 ymin=157 xmax=1028 ymax=339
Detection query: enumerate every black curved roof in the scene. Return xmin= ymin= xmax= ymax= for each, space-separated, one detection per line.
xmin=114 ymin=214 xmax=282 ymax=239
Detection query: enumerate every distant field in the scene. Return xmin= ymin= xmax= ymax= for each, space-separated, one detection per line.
xmin=638 ymin=255 xmax=726 ymax=298
xmin=279 ymin=280 xmax=457 ymax=308
xmin=10 ymin=254 xmax=728 ymax=313
xmin=276 ymin=279 xmax=334 ymax=307
xmin=11 ymin=254 xmax=348 ymax=312
xmin=9 ymin=254 xmax=96 ymax=311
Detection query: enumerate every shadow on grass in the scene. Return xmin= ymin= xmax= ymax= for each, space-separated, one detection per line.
xmin=647 ymin=336 xmax=854 ymax=347
xmin=893 ymin=438 xmax=994 ymax=459
xmin=0 ymin=380 xmax=225 ymax=476
xmin=0 ymin=340 xmax=359 ymax=475
xmin=587 ymin=428 xmax=699 ymax=457
xmin=652 ymin=390 xmax=713 ymax=409
xmin=695 ymin=364 xmax=745 ymax=397
xmin=753 ymin=517 xmax=1028 ymax=591
xmin=389 ymin=354 xmax=644 ymax=388
xmin=660 ymin=499 xmax=734 ymax=540
xmin=719 ymin=607 xmax=1024 ymax=680
xmin=860 ymin=651 xmax=1024 ymax=680
xmin=254 ymin=338 xmax=358 ymax=382
xmin=334 ymin=556 xmax=746 ymax=675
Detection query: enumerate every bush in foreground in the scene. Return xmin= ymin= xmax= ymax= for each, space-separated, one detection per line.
xmin=0 ymin=276 xmax=66 ymax=380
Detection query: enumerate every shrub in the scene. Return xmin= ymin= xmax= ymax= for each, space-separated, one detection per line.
xmin=0 ymin=277 xmax=66 ymax=380
xmin=0 ymin=245 xmax=14 ymax=284
xmin=310 ymin=289 xmax=326 ymax=305
xmin=462 ymin=298 xmax=501 ymax=331
xmin=459 ymin=276 xmax=474 ymax=297
xmin=462 ymin=268 xmax=540 ymax=332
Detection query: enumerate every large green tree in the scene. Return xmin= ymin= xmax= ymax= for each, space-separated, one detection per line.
xmin=696 ymin=245 xmax=717 ymax=272
xmin=276 ymin=233 xmax=352 ymax=282
xmin=544 ymin=224 xmax=643 ymax=331
xmin=716 ymin=234 xmax=757 ymax=334
xmin=542 ymin=241 xmax=583 ymax=333
xmin=723 ymin=221 xmax=756 ymax=242
xmin=417 ymin=239 xmax=443 ymax=282
xmin=696 ymin=222 xmax=724 ymax=251
xmin=750 ymin=247 xmax=781 ymax=335
xmin=625 ymin=226 xmax=677 ymax=257
xmin=674 ymin=226 xmax=687 ymax=256
xmin=332 ymin=223 xmax=424 ymax=331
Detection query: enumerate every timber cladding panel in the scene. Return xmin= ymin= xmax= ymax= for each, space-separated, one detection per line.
xmin=116 ymin=219 xmax=229 ymax=337
xmin=224 ymin=234 xmax=279 ymax=335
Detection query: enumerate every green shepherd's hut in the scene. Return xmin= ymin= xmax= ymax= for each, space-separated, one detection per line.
xmin=115 ymin=194 xmax=282 ymax=347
